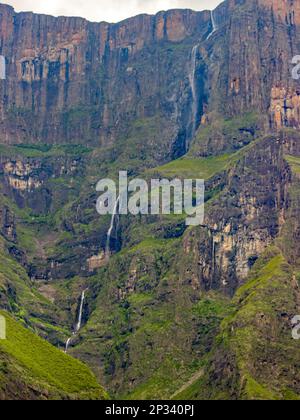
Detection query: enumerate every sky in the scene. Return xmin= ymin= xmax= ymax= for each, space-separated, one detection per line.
xmin=2 ymin=1 xmax=222 ymax=23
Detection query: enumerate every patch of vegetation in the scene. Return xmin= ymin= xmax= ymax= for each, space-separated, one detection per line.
xmin=285 ymin=155 xmax=300 ymax=175
xmin=190 ymin=112 xmax=264 ymax=157
xmin=176 ymin=248 xmax=300 ymax=400
xmin=0 ymin=310 xmax=108 ymax=399
xmin=150 ymin=154 xmax=233 ymax=180
xmin=0 ymin=143 xmax=91 ymax=158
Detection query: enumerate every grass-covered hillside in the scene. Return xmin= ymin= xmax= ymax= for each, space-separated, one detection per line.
xmin=172 ymin=248 xmax=300 ymax=400
xmin=1 ymin=120 xmax=300 ymax=400
xmin=0 ymin=310 xmax=108 ymax=400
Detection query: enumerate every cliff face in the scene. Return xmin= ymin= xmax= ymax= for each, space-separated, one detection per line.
xmin=259 ymin=0 xmax=300 ymax=24
xmin=0 ymin=3 xmax=210 ymax=158
xmin=184 ymin=134 xmax=291 ymax=295
xmin=1 ymin=0 xmax=300 ymax=401
xmin=1 ymin=0 xmax=300 ymax=153
xmin=200 ymin=0 xmax=300 ymax=129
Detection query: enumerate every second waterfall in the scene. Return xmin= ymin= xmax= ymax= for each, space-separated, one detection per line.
xmin=105 ymin=195 xmax=120 ymax=260
xmin=188 ymin=45 xmax=199 ymax=145
xmin=65 ymin=289 xmax=88 ymax=353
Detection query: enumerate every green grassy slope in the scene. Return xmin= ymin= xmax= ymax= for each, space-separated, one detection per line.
xmin=149 ymin=154 xmax=232 ymax=180
xmin=26 ymin=132 xmax=276 ymax=399
xmin=0 ymin=310 xmax=108 ymax=400
xmin=172 ymin=248 xmax=300 ymax=400
xmin=177 ymin=154 xmax=300 ymax=401
xmin=70 ymin=235 xmax=232 ymax=399
xmin=0 ymin=235 xmax=72 ymax=344
xmin=1 ymin=118 xmax=299 ymax=400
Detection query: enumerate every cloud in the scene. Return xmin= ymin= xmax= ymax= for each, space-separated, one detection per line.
xmin=4 ymin=0 xmax=222 ymax=22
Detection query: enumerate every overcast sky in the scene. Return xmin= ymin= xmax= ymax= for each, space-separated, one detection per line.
xmin=3 ymin=1 xmax=222 ymax=22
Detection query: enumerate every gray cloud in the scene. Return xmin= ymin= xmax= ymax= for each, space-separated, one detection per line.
xmin=4 ymin=0 xmax=222 ymax=22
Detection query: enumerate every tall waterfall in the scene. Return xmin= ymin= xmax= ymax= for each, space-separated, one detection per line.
xmin=105 ymin=195 xmax=120 ymax=259
xmin=186 ymin=9 xmax=218 ymax=147
xmin=0 ymin=56 xmax=6 ymax=80
xmin=206 ymin=10 xmax=217 ymax=41
xmin=64 ymin=289 xmax=88 ymax=353
xmin=76 ymin=289 xmax=87 ymax=332
xmin=188 ymin=45 xmax=199 ymax=145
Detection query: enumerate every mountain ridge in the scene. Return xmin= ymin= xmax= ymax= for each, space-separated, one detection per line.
xmin=0 ymin=2 xmax=212 ymax=24
xmin=0 ymin=0 xmax=300 ymax=400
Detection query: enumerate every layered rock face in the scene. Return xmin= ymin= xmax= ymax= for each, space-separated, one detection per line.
xmin=0 ymin=204 xmax=15 ymax=242
xmin=199 ymin=0 xmax=300 ymax=130
xmin=184 ymin=134 xmax=290 ymax=294
xmin=0 ymin=3 xmax=210 ymax=157
xmin=1 ymin=0 xmax=300 ymax=400
xmin=259 ymin=0 xmax=300 ymax=24
xmin=1 ymin=1 xmax=300 ymax=150
xmin=1 ymin=0 xmax=300 ymax=297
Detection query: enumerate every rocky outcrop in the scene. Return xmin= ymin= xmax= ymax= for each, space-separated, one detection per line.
xmin=0 ymin=153 xmax=84 ymax=214
xmin=183 ymin=133 xmax=291 ymax=294
xmin=270 ymin=86 xmax=300 ymax=129
xmin=202 ymin=0 xmax=300 ymax=131
xmin=87 ymin=252 xmax=106 ymax=271
xmin=258 ymin=0 xmax=300 ymax=25
xmin=1 ymin=1 xmax=300 ymax=153
xmin=0 ymin=3 xmax=211 ymax=158
xmin=0 ymin=205 xmax=16 ymax=242
xmin=3 ymin=160 xmax=43 ymax=191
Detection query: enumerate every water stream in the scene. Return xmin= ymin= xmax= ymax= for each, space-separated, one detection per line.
xmin=188 ymin=44 xmax=199 ymax=144
xmin=64 ymin=289 xmax=88 ymax=353
xmin=206 ymin=10 xmax=217 ymax=41
xmin=0 ymin=55 xmax=6 ymax=80
xmin=105 ymin=195 xmax=120 ymax=259
xmin=187 ymin=9 xmax=218 ymax=148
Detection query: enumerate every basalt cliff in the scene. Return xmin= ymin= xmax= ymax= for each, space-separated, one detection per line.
xmin=0 ymin=0 xmax=300 ymax=400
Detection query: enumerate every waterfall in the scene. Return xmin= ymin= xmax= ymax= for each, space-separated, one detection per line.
xmin=212 ymin=237 xmax=215 ymax=273
xmin=76 ymin=289 xmax=87 ymax=332
xmin=187 ymin=9 xmax=218 ymax=146
xmin=206 ymin=10 xmax=217 ymax=41
xmin=64 ymin=289 xmax=88 ymax=353
xmin=65 ymin=337 xmax=73 ymax=353
xmin=188 ymin=45 xmax=199 ymax=145
xmin=0 ymin=55 xmax=5 ymax=80
xmin=105 ymin=195 xmax=120 ymax=259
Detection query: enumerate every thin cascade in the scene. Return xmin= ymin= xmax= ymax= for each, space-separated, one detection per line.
xmin=64 ymin=289 xmax=88 ymax=353
xmin=206 ymin=9 xmax=217 ymax=41
xmin=187 ymin=8 xmax=218 ymax=149
xmin=188 ymin=44 xmax=199 ymax=144
xmin=0 ymin=55 xmax=6 ymax=80
xmin=65 ymin=337 xmax=72 ymax=353
xmin=105 ymin=195 xmax=120 ymax=259
xmin=76 ymin=289 xmax=87 ymax=332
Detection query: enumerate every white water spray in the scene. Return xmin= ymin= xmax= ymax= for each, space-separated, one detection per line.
xmin=212 ymin=237 xmax=216 ymax=273
xmin=188 ymin=45 xmax=199 ymax=143
xmin=64 ymin=289 xmax=88 ymax=353
xmin=206 ymin=10 xmax=217 ymax=41
xmin=76 ymin=289 xmax=87 ymax=332
xmin=105 ymin=195 xmax=120 ymax=259
xmin=186 ymin=9 xmax=218 ymax=147
xmin=65 ymin=337 xmax=73 ymax=353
